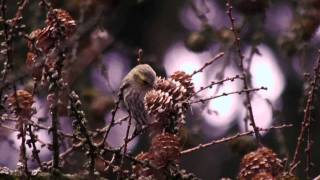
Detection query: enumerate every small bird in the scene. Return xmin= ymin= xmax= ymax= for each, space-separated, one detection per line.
xmin=120 ymin=64 xmax=157 ymax=129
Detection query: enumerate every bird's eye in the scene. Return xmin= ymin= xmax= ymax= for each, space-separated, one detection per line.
xmin=142 ymin=79 xmax=149 ymax=85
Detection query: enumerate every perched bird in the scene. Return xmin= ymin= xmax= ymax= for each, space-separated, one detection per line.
xmin=120 ymin=64 xmax=157 ymax=129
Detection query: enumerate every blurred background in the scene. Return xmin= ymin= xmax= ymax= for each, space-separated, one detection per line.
xmin=1 ymin=0 xmax=320 ymax=179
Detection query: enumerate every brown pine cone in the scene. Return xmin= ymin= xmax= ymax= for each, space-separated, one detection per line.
xmin=26 ymin=52 xmax=43 ymax=80
xmin=6 ymin=90 xmax=34 ymax=117
xmin=155 ymin=77 xmax=187 ymax=102
xmin=27 ymin=28 xmax=54 ymax=53
xmin=27 ymin=29 xmax=42 ymax=50
xmin=155 ymin=77 xmax=190 ymax=126
xmin=144 ymin=89 xmax=173 ymax=119
xmin=238 ymin=147 xmax=283 ymax=180
xmin=26 ymin=28 xmax=55 ymax=80
xmin=154 ymin=77 xmax=188 ymax=112
xmin=276 ymin=172 xmax=299 ymax=180
xmin=26 ymin=52 xmax=37 ymax=66
xmin=252 ymin=172 xmax=275 ymax=180
xmin=150 ymin=133 xmax=181 ymax=168
xmin=170 ymin=71 xmax=195 ymax=98
xmin=147 ymin=78 xmax=190 ymax=132
xmin=26 ymin=35 xmax=57 ymax=80
xmin=27 ymin=10 xmax=76 ymax=54
xmin=27 ymin=9 xmax=76 ymax=55
xmin=46 ymin=9 xmax=77 ymax=38
xmin=133 ymin=152 xmax=156 ymax=179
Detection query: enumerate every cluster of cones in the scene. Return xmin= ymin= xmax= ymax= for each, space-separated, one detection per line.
xmin=138 ymin=70 xmax=299 ymax=179
xmin=4 ymin=76 xmax=300 ymax=180
xmin=132 ymin=71 xmax=195 ymax=179
xmin=144 ymin=71 xmax=194 ymax=133
xmin=26 ymin=9 xmax=76 ymax=80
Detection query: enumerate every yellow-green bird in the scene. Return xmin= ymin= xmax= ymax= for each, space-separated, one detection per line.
xmin=120 ymin=64 xmax=156 ymax=129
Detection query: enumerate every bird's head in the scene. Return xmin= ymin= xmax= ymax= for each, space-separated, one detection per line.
xmin=130 ymin=64 xmax=156 ymax=88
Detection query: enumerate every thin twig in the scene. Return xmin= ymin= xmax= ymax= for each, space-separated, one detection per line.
xmin=194 ymin=74 xmax=243 ymax=95
xmin=190 ymin=52 xmax=224 ymax=77
xmin=289 ymin=50 xmax=320 ymax=174
xmin=12 ymin=0 xmax=29 ymax=25
xmin=18 ymin=116 xmax=29 ymax=176
xmin=189 ymin=0 xmax=209 ymax=24
xmin=181 ymin=124 xmax=292 ymax=154
xmin=305 ymin=128 xmax=313 ymax=179
xmin=69 ymin=91 xmax=97 ymax=176
xmin=43 ymin=141 xmax=84 ymax=168
xmin=27 ymin=124 xmax=43 ymax=170
xmin=243 ymin=46 xmax=258 ymax=131
xmin=0 ymin=0 xmax=12 ymax=82
xmin=50 ymin=95 xmax=60 ymax=169
xmin=190 ymin=86 xmax=267 ymax=104
xmin=137 ymin=48 xmax=143 ymax=64
xmin=226 ymin=0 xmax=262 ymax=144
xmin=39 ymin=0 xmax=52 ymax=10
xmin=99 ymin=86 xmax=125 ymax=147
xmin=103 ymin=153 xmax=116 ymax=172
xmin=117 ymin=111 xmax=132 ymax=179
xmin=181 ymin=131 xmax=253 ymax=155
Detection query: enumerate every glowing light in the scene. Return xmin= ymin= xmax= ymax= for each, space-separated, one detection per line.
xmin=163 ymin=42 xmax=207 ymax=90
xmin=248 ymin=45 xmax=285 ymax=102
xmin=239 ymin=96 xmax=273 ymax=135
xmin=0 ymin=140 xmax=19 ymax=168
xmin=104 ymin=109 xmax=138 ymax=151
xmin=8 ymin=129 xmax=52 ymax=166
xmin=91 ymin=52 xmax=130 ymax=93
xmin=201 ymin=68 xmax=242 ymax=128
xmin=314 ymin=26 xmax=320 ymax=41
xmin=31 ymin=98 xmax=47 ymax=122
xmin=179 ymin=1 xmax=226 ymax=31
